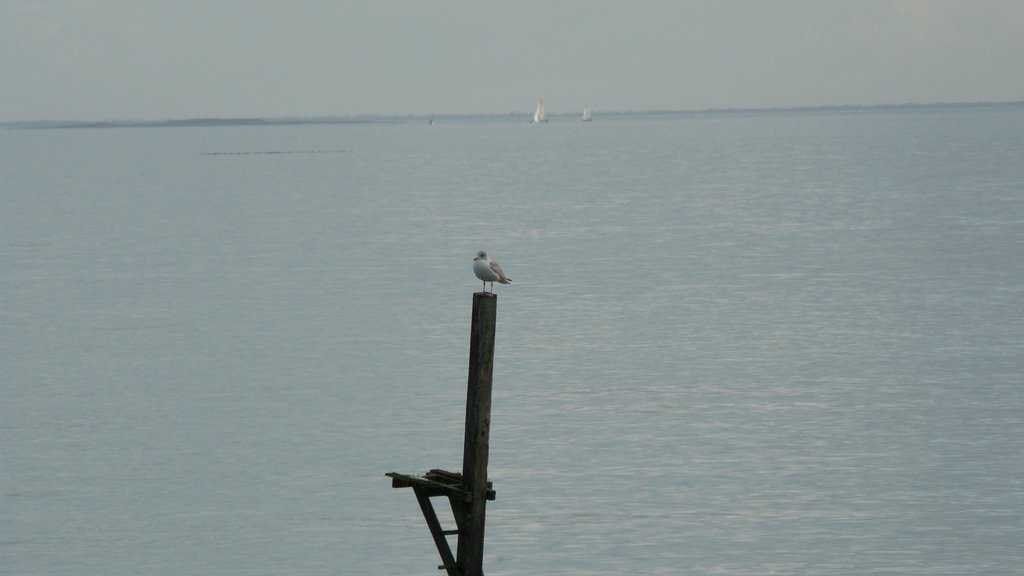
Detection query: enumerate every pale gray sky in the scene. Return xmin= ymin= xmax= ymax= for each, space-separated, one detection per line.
xmin=2 ymin=0 xmax=1023 ymax=122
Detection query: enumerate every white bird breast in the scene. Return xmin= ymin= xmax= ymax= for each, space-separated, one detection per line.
xmin=474 ymin=259 xmax=500 ymax=282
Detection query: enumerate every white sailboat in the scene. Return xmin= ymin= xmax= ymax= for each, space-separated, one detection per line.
xmin=581 ymin=105 xmax=593 ymax=122
xmin=532 ymin=100 xmax=547 ymax=123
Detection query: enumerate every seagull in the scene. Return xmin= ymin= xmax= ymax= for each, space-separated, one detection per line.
xmin=473 ymin=251 xmax=511 ymax=293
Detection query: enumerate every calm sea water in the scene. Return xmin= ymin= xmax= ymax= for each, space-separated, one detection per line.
xmin=3 ymin=107 xmax=1023 ymax=575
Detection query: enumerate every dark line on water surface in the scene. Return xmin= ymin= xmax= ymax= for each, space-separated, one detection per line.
xmin=201 ymin=150 xmax=350 ymax=156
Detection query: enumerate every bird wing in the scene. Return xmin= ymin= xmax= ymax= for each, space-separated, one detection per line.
xmin=490 ymin=261 xmax=511 ymax=283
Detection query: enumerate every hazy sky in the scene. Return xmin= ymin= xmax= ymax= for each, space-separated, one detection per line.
xmin=3 ymin=0 xmax=1023 ymax=122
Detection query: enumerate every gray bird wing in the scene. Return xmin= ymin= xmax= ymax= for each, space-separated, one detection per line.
xmin=490 ymin=261 xmax=511 ymax=283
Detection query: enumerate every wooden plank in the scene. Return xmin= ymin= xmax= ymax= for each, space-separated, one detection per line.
xmin=386 ymin=472 xmax=468 ymax=497
xmin=413 ymin=486 xmax=458 ymax=576
xmin=428 ymin=469 xmax=496 ymax=500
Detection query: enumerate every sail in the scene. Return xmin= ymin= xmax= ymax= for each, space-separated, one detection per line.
xmin=582 ymin=105 xmax=592 ymax=121
xmin=533 ymin=100 xmax=547 ymax=123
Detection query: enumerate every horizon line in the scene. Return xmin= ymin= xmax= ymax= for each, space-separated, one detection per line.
xmin=5 ymin=99 xmax=1023 ymax=128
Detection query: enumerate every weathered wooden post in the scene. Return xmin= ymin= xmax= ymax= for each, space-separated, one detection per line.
xmin=386 ymin=292 xmax=498 ymax=576
xmin=459 ymin=292 xmax=496 ymax=575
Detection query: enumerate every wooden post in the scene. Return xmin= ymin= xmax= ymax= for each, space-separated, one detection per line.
xmin=386 ymin=292 xmax=498 ymax=576
xmin=459 ymin=292 xmax=497 ymax=576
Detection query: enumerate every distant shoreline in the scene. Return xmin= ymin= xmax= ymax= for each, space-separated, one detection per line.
xmin=4 ymin=100 xmax=1022 ymax=130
